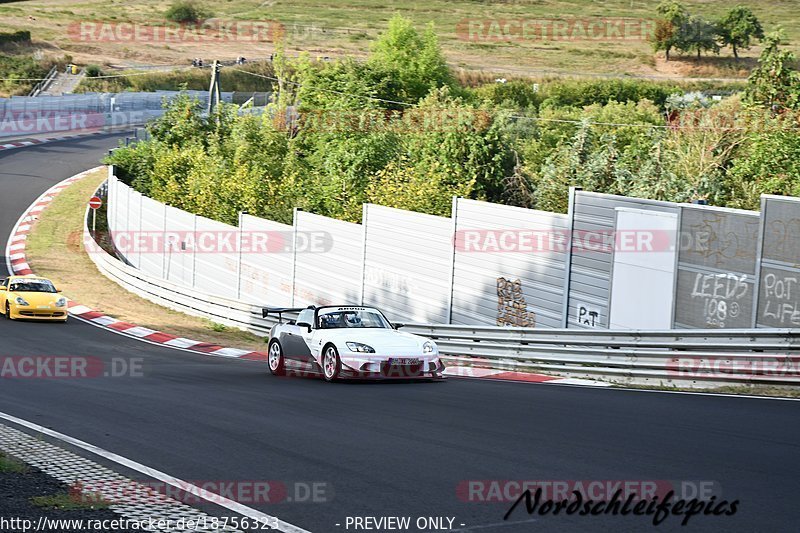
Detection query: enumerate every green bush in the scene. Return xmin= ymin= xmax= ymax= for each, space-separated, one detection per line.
xmin=164 ymin=1 xmax=209 ymax=23
xmin=538 ymin=79 xmax=680 ymax=110
xmin=85 ymin=64 xmax=102 ymax=77
xmin=473 ymin=80 xmax=542 ymax=110
xmin=0 ymin=30 xmax=31 ymax=45
xmin=0 ymin=54 xmax=47 ymax=96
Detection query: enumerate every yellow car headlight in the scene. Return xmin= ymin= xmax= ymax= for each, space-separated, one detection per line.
xmin=15 ymin=296 xmax=29 ymax=306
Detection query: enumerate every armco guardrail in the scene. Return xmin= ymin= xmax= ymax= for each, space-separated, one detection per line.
xmin=85 ymin=178 xmax=800 ymax=389
xmin=402 ymin=324 xmax=800 ymax=387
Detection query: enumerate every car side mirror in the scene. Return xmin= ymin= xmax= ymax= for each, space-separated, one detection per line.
xmin=57 ymin=289 xmax=63 ymax=293
xmin=297 ymin=321 xmax=312 ymax=333
xmin=393 ymin=322 xmax=405 ymax=329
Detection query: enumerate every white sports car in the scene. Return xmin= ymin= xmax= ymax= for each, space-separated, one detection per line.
xmin=263 ymin=305 xmax=446 ymax=381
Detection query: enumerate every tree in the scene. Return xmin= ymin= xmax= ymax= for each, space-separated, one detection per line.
xmin=653 ymin=0 xmax=689 ymax=61
xmin=368 ymin=15 xmax=453 ymax=103
xmin=676 ymin=16 xmax=719 ymax=59
xmin=717 ymin=6 xmax=764 ymax=59
xmin=744 ymin=30 xmax=800 ymax=110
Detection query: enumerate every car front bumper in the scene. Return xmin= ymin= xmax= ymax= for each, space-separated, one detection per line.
xmin=340 ymin=356 xmax=446 ymax=379
xmin=10 ymin=305 xmax=68 ymax=321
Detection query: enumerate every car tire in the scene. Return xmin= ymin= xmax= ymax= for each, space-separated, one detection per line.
xmin=5 ymin=302 xmax=14 ymax=320
xmin=322 ymin=344 xmax=341 ymax=382
xmin=268 ymin=339 xmax=286 ymax=376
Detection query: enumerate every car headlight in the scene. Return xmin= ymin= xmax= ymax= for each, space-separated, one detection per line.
xmin=423 ymin=341 xmax=436 ymax=354
xmin=15 ymin=296 xmax=29 ymax=306
xmin=346 ymin=342 xmax=375 ymax=353
xmin=55 ymin=297 xmax=67 ymax=307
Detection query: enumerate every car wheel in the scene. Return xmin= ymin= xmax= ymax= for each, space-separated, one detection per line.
xmin=5 ymin=302 xmax=14 ymax=320
xmin=322 ymin=345 xmax=341 ymax=382
xmin=268 ymin=340 xmax=286 ymax=376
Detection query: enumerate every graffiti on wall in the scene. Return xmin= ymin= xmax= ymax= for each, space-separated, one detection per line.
xmin=761 ymin=271 xmax=800 ymax=326
xmin=686 ymin=215 xmax=758 ymax=268
xmin=496 ymin=277 xmax=535 ymax=327
xmin=690 ymin=272 xmax=749 ymax=328
xmin=576 ymin=302 xmax=600 ymax=327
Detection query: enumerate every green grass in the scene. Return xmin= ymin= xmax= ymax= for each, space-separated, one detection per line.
xmin=0 ymin=452 xmax=28 ymax=473
xmin=613 ymin=383 xmax=800 ymax=398
xmin=31 ymin=492 xmax=111 ymax=511
xmin=2 ymin=0 xmax=797 ymax=79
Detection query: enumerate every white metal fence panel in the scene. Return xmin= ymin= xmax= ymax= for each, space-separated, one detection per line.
xmin=673 ymin=204 xmax=759 ymax=329
xmin=112 ymin=177 xmax=131 ymax=263
xmin=292 ymin=210 xmax=361 ymax=307
xmin=451 ymin=198 xmax=569 ymax=328
xmin=193 ymin=215 xmax=239 ymax=299
xmin=362 ymin=204 xmax=451 ymax=323
xmin=106 ymin=172 xmax=119 ymax=236
xmin=756 ymin=195 xmax=800 ymax=328
xmin=163 ymin=205 xmax=195 ymax=288
xmin=608 ymin=208 xmax=677 ymax=329
xmin=239 ymin=214 xmax=293 ymax=306
xmin=114 ymin=175 xmax=130 ymax=240
xmin=126 ymin=189 xmax=143 ymax=270
xmin=139 ymin=194 xmax=165 ymax=279
xmin=567 ymin=191 xmax=678 ymax=329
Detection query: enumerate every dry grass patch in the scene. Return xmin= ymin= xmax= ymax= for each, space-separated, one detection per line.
xmin=25 ymin=167 xmax=268 ymax=353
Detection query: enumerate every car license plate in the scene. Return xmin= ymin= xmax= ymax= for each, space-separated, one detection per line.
xmin=388 ymin=358 xmax=421 ymax=365
xmin=37 ymin=306 xmax=50 ymax=309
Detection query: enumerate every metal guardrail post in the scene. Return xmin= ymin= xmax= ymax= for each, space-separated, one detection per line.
xmin=560 ymin=186 xmax=579 ymax=327
xmin=446 ymin=196 xmax=459 ymax=324
xmin=236 ymin=211 xmax=245 ymax=300
xmin=191 ymin=214 xmax=198 ymax=289
xmin=290 ymin=207 xmax=300 ymax=307
xmin=669 ymin=206 xmax=683 ymax=328
xmin=360 ymin=203 xmax=368 ymax=306
xmin=752 ymin=195 xmax=767 ymax=328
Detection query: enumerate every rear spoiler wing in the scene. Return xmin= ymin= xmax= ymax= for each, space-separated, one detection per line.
xmin=262 ymin=307 xmax=308 ymax=322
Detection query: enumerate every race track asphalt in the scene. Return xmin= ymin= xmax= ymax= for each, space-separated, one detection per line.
xmin=1 ymin=135 xmax=799 ymax=533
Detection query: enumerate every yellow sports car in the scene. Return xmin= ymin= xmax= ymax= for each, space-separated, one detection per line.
xmin=0 ymin=275 xmax=68 ymax=322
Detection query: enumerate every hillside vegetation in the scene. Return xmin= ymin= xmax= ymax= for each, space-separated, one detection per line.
xmin=0 ymin=0 xmax=797 ymax=79
xmin=108 ymin=16 xmax=800 ymax=228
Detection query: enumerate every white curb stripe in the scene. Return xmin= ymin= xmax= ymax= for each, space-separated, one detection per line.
xmin=122 ymin=326 xmax=159 ymax=338
xmin=444 ymin=367 xmax=506 ymax=378
xmin=212 ymin=347 xmax=253 ymax=358
xmin=91 ymin=315 xmax=119 ymax=326
xmin=163 ymin=337 xmax=203 ymax=349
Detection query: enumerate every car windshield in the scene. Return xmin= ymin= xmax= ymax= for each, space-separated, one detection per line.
xmin=10 ymin=279 xmax=57 ymax=293
xmin=317 ymin=308 xmax=391 ymax=329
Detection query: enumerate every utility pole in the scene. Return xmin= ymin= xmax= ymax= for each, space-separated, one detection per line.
xmin=207 ymin=60 xmax=221 ymax=114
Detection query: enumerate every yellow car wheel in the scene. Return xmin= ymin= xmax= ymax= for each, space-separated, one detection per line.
xmin=5 ymin=302 xmax=14 ymax=320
